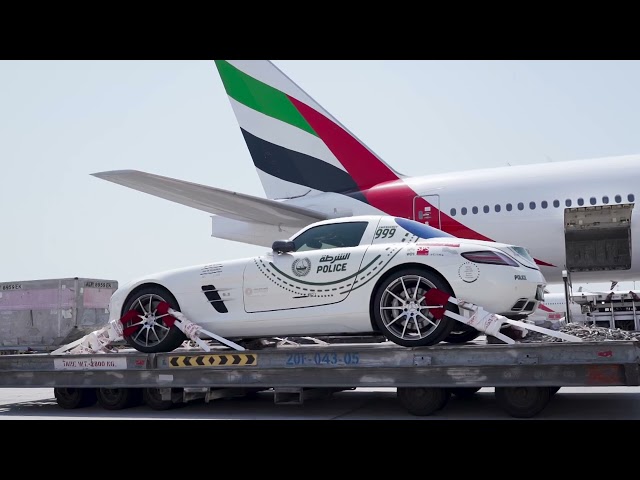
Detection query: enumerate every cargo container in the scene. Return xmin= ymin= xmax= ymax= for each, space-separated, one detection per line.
xmin=0 ymin=277 xmax=117 ymax=352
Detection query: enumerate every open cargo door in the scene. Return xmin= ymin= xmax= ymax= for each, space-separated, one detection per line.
xmin=564 ymin=204 xmax=633 ymax=272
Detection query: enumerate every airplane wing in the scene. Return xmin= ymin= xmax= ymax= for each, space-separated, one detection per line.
xmin=91 ymin=170 xmax=328 ymax=228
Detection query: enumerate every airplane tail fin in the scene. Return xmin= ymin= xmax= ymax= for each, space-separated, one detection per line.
xmin=214 ymin=60 xmax=404 ymax=201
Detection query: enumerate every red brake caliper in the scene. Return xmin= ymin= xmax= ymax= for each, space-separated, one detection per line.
xmin=120 ymin=301 xmax=176 ymax=337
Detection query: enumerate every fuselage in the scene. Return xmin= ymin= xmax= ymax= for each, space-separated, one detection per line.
xmin=289 ymin=154 xmax=639 ymax=285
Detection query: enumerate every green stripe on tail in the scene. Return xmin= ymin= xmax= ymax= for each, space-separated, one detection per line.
xmin=215 ymin=60 xmax=317 ymax=137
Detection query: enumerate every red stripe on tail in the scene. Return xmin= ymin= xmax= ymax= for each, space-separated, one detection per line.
xmin=289 ymin=95 xmax=555 ymax=267
xmin=288 ymin=96 xmax=398 ymax=191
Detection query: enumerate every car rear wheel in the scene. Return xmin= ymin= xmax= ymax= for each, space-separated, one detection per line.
xmin=372 ymin=268 xmax=455 ymax=347
xmin=444 ymin=324 xmax=481 ymax=343
xmin=121 ymin=286 xmax=187 ymax=354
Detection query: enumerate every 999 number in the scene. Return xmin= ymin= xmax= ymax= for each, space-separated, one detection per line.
xmin=375 ymin=227 xmax=396 ymax=239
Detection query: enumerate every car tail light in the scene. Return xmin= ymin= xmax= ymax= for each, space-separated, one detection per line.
xmin=461 ymin=251 xmax=519 ymax=266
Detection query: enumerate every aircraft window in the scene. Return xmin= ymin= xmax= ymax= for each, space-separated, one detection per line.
xmin=461 ymin=207 xmax=467 ymax=215
xmin=517 ymin=202 xmax=524 ymax=211
xmin=566 ymin=199 xmax=572 ymax=207
xmin=541 ymin=200 xmax=548 ymax=209
xmin=495 ymin=204 xmax=501 ymax=212
xmin=553 ymin=200 xmax=559 ymax=207
xmin=590 ymin=197 xmax=596 ymax=205
xmin=629 ymin=194 xmax=635 ymax=202
xmin=506 ymin=203 xmax=512 ymax=211
xmin=450 ymin=208 xmax=456 ymax=216
xmin=615 ymin=194 xmax=622 ymax=203
xmin=472 ymin=206 xmax=478 ymax=214
xmin=577 ymin=198 xmax=584 ymax=206
xmin=293 ymin=222 xmax=368 ymax=252
xmin=602 ymin=196 xmax=609 ymax=204
xmin=483 ymin=205 xmax=489 ymax=213
xmin=529 ymin=202 xmax=536 ymax=210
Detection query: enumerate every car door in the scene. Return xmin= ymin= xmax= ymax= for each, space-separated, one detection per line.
xmin=243 ymin=220 xmax=377 ymax=313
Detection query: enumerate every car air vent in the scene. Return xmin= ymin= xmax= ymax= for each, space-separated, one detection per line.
xmin=202 ymin=285 xmax=229 ymax=313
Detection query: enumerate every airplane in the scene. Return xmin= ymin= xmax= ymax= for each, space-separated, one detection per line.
xmin=92 ymin=60 xmax=640 ymax=285
xmin=530 ymin=292 xmax=582 ymax=322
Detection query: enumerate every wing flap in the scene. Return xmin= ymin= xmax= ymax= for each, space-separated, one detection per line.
xmin=91 ymin=170 xmax=327 ymax=228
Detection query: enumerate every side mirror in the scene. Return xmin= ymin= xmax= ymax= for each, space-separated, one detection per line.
xmin=272 ymin=240 xmax=295 ymax=254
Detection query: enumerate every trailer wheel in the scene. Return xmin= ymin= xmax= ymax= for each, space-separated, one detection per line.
xmin=449 ymin=386 xmax=482 ymax=398
xmin=54 ymin=388 xmax=97 ymax=409
xmin=96 ymin=388 xmax=143 ymax=410
xmin=143 ymin=387 xmax=176 ymax=410
xmin=397 ymin=387 xmax=450 ymax=416
xmin=495 ymin=386 xmax=552 ymax=418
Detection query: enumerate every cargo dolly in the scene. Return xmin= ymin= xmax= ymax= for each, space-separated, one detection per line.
xmin=0 ymin=339 xmax=638 ymax=418
xmin=1 ymin=288 xmax=636 ymax=418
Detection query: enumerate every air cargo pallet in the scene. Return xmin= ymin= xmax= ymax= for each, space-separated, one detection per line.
xmin=0 ymin=340 xmax=638 ymax=417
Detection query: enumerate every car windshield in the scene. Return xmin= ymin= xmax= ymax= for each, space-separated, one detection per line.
xmin=394 ymin=217 xmax=455 ymax=239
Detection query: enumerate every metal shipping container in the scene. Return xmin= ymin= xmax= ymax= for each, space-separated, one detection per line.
xmin=0 ymin=277 xmax=118 ymax=352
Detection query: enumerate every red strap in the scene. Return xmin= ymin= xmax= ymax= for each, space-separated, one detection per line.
xmin=120 ymin=301 xmax=176 ymax=337
xmin=423 ymin=288 xmax=451 ymax=320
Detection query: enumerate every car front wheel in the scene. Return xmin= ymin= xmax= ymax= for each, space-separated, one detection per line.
xmin=121 ymin=286 xmax=187 ymax=353
xmin=372 ymin=268 xmax=455 ymax=347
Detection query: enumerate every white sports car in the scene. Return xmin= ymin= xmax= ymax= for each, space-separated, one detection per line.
xmin=108 ymin=215 xmax=546 ymax=353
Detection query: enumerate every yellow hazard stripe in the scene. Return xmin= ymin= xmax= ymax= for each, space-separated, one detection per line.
xmin=168 ymin=353 xmax=258 ymax=368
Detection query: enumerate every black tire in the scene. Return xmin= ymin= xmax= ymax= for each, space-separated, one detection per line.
xmin=54 ymin=388 xmax=97 ymax=409
xmin=96 ymin=388 xmax=142 ymax=410
xmin=373 ymin=268 xmax=455 ymax=347
xmin=549 ymin=386 xmax=561 ymax=396
xmin=444 ymin=324 xmax=481 ymax=344
xmin=495 ymin=386 xmax=552 ymax=418
xmin=449 ymin=386 xmax=482 ymax=398
xmin=121 ymin=285 xmax=187 ymax=354
xmin=143 ymin=387 xmax=176 ymax=410
xmin=397 ymin=387 xmax=450 ymax=416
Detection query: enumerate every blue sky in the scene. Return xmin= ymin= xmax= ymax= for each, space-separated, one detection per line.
xmin=2 ymin=60 xmax=640 ymax=294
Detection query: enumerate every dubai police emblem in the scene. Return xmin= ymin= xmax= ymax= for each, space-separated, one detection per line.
xmin=292 ymin=258 xmax=312 ymax=277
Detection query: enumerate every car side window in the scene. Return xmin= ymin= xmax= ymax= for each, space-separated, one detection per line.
xmin=292 ymin=222 xmax=368 ymax=252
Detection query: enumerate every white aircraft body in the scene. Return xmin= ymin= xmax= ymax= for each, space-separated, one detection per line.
xmin=530 ymin=292 xmax=582 ymax=322
xmin=93 ymin=61 xmax=639 ymax=285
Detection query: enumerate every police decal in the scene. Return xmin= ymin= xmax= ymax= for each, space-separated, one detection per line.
xmin=292 ymin=258 xmax=312 ymax=277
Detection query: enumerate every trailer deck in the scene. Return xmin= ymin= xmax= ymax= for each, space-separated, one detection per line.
xmin=0 ymin=339 xmax=638 ymax=417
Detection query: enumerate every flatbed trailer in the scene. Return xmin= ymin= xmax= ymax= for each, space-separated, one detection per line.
xmin=0 ymin=339 xmax=638 ymax=417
